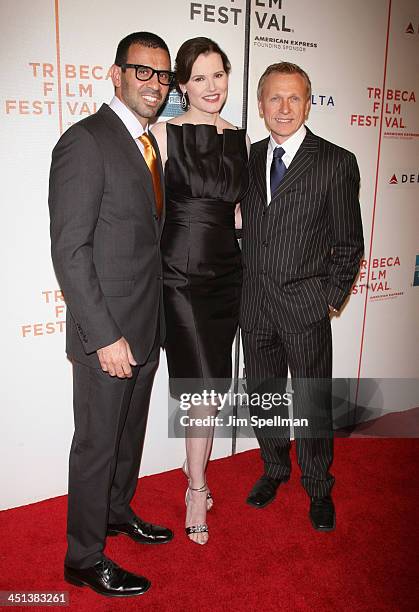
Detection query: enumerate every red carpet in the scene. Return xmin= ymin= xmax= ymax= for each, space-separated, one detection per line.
xmin=1 ymin=440 xmax=418 ymax=611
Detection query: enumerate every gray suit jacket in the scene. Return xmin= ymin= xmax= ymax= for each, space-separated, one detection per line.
xmin=240 ymin=127 xmax=364 ymax=333
xmin=49 ymin=103 xmax=165 ymax=367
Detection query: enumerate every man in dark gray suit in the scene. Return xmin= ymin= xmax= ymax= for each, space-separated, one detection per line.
xmin=241 ymin=62 xmax=364 ymax=530
xmin=49 ymin=32 xmax=175 ymax=597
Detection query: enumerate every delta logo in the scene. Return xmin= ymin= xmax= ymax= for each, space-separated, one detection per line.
xmin=311 ymin=93 xmax=335 ymax=108
xmin=413 ymin=255 xmax=419 ymax=287
xmin=388 ymin=171 xmax=419 ymax=185
xmin=405 ymin=22 xmax=417 ymax=35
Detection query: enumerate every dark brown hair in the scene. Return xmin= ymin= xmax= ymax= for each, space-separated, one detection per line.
xmin=257 ymin=62 xmax=312 ymax=100
xmin=175 ymin=37 xmax=231 ymax=86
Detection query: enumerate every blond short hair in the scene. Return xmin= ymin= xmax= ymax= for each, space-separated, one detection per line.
xmin=257 ymin=62 xmax=312 ymax=101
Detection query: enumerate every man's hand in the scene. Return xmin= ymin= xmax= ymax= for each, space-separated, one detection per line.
xmin=97 ymin=337 xmax=137 ymax=378
xmin=329 ymin=305 xmax=339 ymax=315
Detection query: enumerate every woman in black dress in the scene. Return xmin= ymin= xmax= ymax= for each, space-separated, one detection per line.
xmin=152 ymin=38 xmax=249 ymax=544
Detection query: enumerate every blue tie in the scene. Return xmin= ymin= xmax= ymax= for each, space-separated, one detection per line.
xmin=270 ymin=146 xmax=286 ymax=197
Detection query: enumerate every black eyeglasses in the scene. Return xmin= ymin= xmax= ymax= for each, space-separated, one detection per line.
xmin=118 ymin=63 xmax=175 ymax=86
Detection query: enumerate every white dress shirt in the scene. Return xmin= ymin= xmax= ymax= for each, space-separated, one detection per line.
xmin=266 ymin=123 xmax=307 ymax=204
xmin=109 ymin=95 xmax=148 ymax=157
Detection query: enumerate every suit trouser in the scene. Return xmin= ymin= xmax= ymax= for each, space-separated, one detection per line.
xmin=65 ymin=342 xmax=159 ymax=569
xmin=242 ymin=304 xmax=334 ymax=498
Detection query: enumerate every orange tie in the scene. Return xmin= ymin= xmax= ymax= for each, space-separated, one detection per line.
xmin=139 ymin=133 xmax=163 ymax=217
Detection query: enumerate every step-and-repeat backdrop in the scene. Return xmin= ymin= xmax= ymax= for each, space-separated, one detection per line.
xmin=2 ymin=0 xmax=418 ymax=509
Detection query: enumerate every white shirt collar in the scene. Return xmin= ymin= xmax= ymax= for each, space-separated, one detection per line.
xmin=109 ymin=95 xmax=148 ymax=140
xmin=265 ymin=124 xmax=307 ymax=204
xmin=268 ymin=123 xmax=307 ymax=162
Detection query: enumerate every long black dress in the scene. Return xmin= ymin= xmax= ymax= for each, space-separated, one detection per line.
xmin=162 ymin=123 xmax=249 ymax=397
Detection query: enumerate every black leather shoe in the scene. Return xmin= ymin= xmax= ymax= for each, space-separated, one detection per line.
xmin=309 ymin=495 xmax=336 ymax=531
xmin=246 ymin=475 xmax=284 ymax=508
xmin=108 ymin=515 xmax=173 ymax=544
xmin=64 ymin=557 xmax=150 ymax=597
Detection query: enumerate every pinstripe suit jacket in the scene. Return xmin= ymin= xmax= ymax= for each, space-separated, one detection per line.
xmin=240 ymin=127 xmax=364 ymax=333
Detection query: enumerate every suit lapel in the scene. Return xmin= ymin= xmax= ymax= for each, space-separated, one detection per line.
xmin=270 ymin=127 xmax=318 ymax=201
xmin=253 ymin=138 xmax=269 ymax=203
xmin=99 ymin=104 xmax=155 ymax=207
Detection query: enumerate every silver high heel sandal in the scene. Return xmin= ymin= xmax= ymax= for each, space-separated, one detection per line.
xmin=182 ymin=460 xmax=214 ymax=511
xmin=185 ymin=483 xmax=209 ymax=542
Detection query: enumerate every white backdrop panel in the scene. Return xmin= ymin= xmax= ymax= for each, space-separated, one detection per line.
xmin=1 ymin=0 xmax=417 ymax=508
xmin=1 ymin=0 xmax=247 ymax=510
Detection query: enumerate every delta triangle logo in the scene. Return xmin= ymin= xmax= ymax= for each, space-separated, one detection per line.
xmin=405 ymin=22 xmax=414 ymax=34
xmin=389 ymin=174 xmax=398 ymax=184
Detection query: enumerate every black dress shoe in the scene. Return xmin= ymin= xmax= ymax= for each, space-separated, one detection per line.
xmin=309 ymin=495 xmax=336 ymax=531
xmin=64 ymin=557 xmax=150 ymax=597
xmin=108 ymin=515 xmax=173 ymax=544
xmin=246 ymin=475 xmax=283 ymax=508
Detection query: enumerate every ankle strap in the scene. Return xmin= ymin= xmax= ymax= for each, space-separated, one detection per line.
xmin=189 ymin=483 xmax=207 ymax=492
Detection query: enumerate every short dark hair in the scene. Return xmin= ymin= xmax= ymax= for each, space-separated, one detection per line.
xmin=114 ymin=32 xmax=170 ymax=66
xmin=257 ymin=62 xmax=312 ymax=100
xmin=175 ymin=37 xmax=231 ymax=86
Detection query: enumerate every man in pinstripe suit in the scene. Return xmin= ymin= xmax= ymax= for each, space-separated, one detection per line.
xmin=240 ymin=62 xmax=364 ymax=530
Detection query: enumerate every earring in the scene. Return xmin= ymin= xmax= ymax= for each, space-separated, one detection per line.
xmin=181 ymin=91 xmax=188 ymax=111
